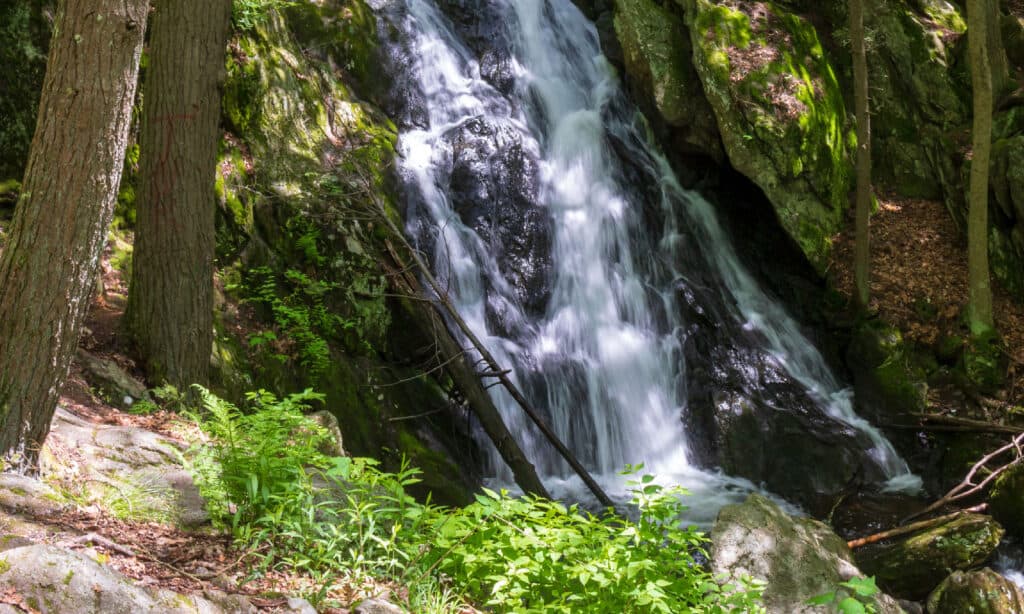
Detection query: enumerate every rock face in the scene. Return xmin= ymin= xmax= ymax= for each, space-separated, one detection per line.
xmin=926 ymin=568 xmax=1024 ymax=614
xmin=855 ymin=513 xmax=1005 ymax=599
xmin=0 ymin=544 xmax=256 ymax=613
xmin=679 ymin=0 xmax=853 ymax=273
xmin=710 ymin=493 xmax=903 ymax=613
xmin=612 ymin=0 xmax=721 ymax=157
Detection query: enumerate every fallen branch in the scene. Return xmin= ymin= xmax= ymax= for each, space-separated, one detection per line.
xmin=884 ymin=413 xmax=1024 ymax=435
xmin=377 ymin=212 xmax=614 ymax=508
xmin=847 ymin=503 xmax=987 ymax=549
xmin=68 ymin=532 xmax=136 ymax=557
xmin=902 ymin=432 xmax=1024 ymax=523
xmin=381 ymin=241 xmax=551 ymax=500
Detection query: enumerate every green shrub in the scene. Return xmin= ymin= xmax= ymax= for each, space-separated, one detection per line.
xmin=185 ymin=388 xmax=765 ymax=612
xmin=427 ymin=471 xmax=764 ymax=613
xmin=185 ymin=386 xmax=331 ymax=527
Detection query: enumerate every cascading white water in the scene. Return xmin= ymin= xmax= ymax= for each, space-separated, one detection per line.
xmin=381 ymin=0 xmax=920 ymax=519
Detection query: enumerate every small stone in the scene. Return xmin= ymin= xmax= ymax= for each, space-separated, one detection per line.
xmin=286 ymin=596 xmax=318 ymax=613
xmin=353 ymin=597 xmax=405 ymax=614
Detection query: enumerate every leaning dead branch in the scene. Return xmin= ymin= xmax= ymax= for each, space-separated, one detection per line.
xmin=381 ymin=226 xmax=614 ymax=508
xmin=902 ymin=432 xmax=1024 ymax=524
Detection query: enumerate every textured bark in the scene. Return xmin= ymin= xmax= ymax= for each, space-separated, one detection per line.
xmin=126 ymin=0 xmax=232 ymax=387
xmin=985 ymin=0 xmax=1008 ymax=98
xmin=851 ymin=0 xmax=872 ymax=309
xmin=967 ymin=0 xmax=994 ymax=335
xmin=0 ymin=0 xmax=148 ymax=462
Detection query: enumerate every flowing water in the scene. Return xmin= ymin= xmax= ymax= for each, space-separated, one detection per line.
xmin=373 ymin=0 xmax=921 ymax=521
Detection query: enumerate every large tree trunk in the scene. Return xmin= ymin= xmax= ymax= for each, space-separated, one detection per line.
xmin=967 ymin=0 xmax=995 ymax=335
xmin=0 ymin=0 xmax=148 ymax=463
xmin=851 ymin=0 xmax=872 ymax=309
xmin=126 ymin=0 xmax=233 ymax=387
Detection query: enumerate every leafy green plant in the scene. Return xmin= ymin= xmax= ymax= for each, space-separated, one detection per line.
xmin=185 ymin=388 xmax=765 ymax=612
xmin=233 ymin=0 xmax=295 ymax=31
xmin=185 ymin=386 xmax=331 ymax=527
xmin=426 ymin=468 xmax=765 ymax=613
xmin=241 ymin=265 xmax=342 ymax=379
xmin=807 ymin=576 xmax=880 ymax=614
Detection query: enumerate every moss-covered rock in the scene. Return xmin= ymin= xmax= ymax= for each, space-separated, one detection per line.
xmin=989 ymin=464 xmax=1024 ymax=538
xmin=926 ymin=568 xmax=1024 ymax=614
xmin=612 ymin=0 xmax=721 ymax=157
xmin=855 ymin=513 xmax=1004 ymax=599
xmin=710 ymin=493 xmax=904 ymax=613
xmin=679 ymin=0 xmax=853 ymax=273
xmin=847 ymin=321 xmax=929 ymax=420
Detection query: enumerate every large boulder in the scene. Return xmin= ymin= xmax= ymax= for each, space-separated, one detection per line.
xmin=678 ymin=0 xmax=853 ymax=273
xmin=710 ymin=493 xmax=904 ymax=613
xmin=855 ymin=513 xmax=1005 ymax=599
xmin=0 ymin=544 xmax=256 ymax=613
xmin=926 ymin=568 xmax=1024 ymax=614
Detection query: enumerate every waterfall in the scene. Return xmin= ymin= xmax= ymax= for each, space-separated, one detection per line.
xmin=374 ymin=0 xmax=920 ymax=520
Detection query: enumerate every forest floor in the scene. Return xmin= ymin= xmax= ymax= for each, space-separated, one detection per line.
xmin=829 ymin=193 xmax=1024 ymax=420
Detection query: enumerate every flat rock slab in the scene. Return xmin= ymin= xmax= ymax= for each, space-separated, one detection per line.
xmin=0 ymin=474 xmax=65 ymax=517
xmin=43 ymin=408 xmax=208 ymax=527
xmin=0 ymin=544 xmax=255 ymax=613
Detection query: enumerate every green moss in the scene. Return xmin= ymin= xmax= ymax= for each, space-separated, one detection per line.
xmin=685 ymin=0 xmax=852 ymax=272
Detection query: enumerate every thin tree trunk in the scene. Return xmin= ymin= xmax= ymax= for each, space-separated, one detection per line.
xmin=126 ymin=0 xmax=232 ymax=387
xmin=851 ymin=0 xmax=872 ymax=309
xmin=0 ymin=0 xmax=148 ymax=463
xmin=985 ymin=0 xmax=1008 ymax=99
xmin=967 ymin=0 xmax=995 ymax=335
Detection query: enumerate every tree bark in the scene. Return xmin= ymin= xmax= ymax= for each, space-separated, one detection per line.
xmin=851 ymin=0 xmax=872 ymax=309
xmin=126 ymin=0 xmax=232 ymax=387
xmin=0 ymin=0 xmax=148 ymax=463
xmin=985 ymin=0 xmax=1008 ymax=99
xmin=967 ymin=0 xmax=995 ymax=336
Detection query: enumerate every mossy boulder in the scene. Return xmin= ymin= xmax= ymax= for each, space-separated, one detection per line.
xmin=847 ymin=321 xmax=928 ymax=420
xmin=989 ymin=464 xmax=1024 ymax=538
xmin=679 ymin=0 xmax=853 ymax=273
xmin=710 ymin=493 xmax=904 ymax=613
xmin=612 ymin=0 xmax=721 ymax=157
xmin=926 ymin=568 xmax=1024 ymax=614
xmin=855 ymin=513 xmax=1005 ymax=599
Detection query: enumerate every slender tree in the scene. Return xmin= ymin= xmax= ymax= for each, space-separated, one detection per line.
xmin=984 ymin=0 xmax=1008 ymax=99
xmin=126 ymin=0 xmax=233 ymax=387
xmin=0 ymin=0 xmax=149 ymax=462
xmin=851 ymin=0 xmax=872 ymax=309
xmin=966 ymin=0 xmax=994 ymax=335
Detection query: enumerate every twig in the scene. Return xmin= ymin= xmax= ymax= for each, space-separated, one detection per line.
xmin=69 ymin=532 xmax=136 ymax=557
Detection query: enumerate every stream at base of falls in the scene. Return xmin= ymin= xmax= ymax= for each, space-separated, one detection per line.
xmin=370 ymin=0 xmax=922 ymax=524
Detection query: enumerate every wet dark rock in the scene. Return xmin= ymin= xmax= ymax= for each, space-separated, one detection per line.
xmin=435 ymin=0 xmax=517 ymax=95
xmin=990 ymin=464 xmax=1024 ymax=538
xmin=440 ymin=116 xmax=552 ymax=317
